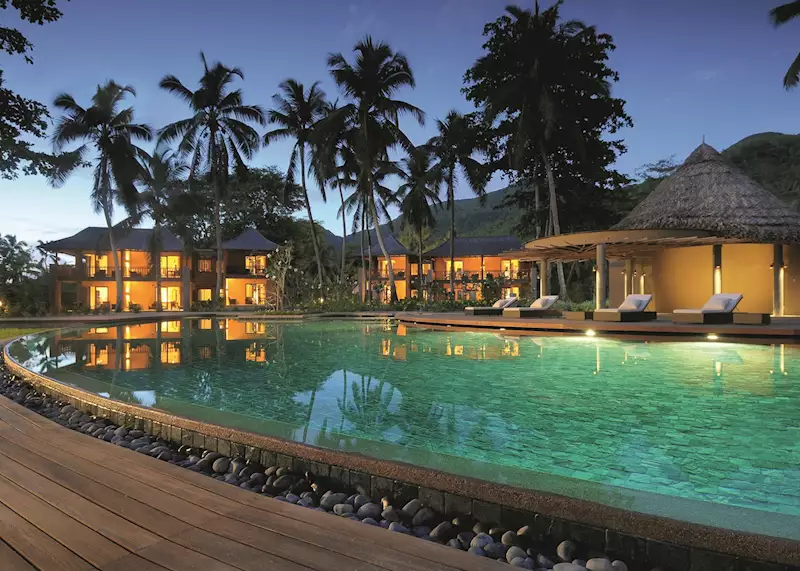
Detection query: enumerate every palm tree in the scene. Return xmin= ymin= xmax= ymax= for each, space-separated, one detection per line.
xmin=137 ymin=148 xmax=189 ymax=310
xmin=771 ymin=1 xmax=800 ymax=88
xmin=428 ymin=111 xmax=486 ymax=298
xmin=264 ymin=79 xmax=328 ymax=286
xmin=158 ymin=53 xmax=265 ymax=309
xmin=328 ymin=36 xmax=424 ymax=302
xmin=388 ymin=147 xmax=442 ymax=295
xmin=49 ymin=81 xmax=152 ymax=312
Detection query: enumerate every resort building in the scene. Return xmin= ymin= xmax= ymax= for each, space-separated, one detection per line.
xmin=43 ymin=227 xmax=278 ymax=312
xmin=366 ymin=234 xmax=531 ymax=301
xmin=510 ymin=143 xmax=800 ymax=315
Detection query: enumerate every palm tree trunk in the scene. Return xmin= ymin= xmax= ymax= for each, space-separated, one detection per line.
xmin=299 ymin=147 xmax=325 ymax=287
xmin=448 ymin=179 xmax=455 ymax=300
xmin=540 ymin=148 xmax=568 ymax=299
xmin=214 ymin=189 xmax=223 ymax=309
xmin=103 ymin=204 xmax=124 ymax=312
xmin=359 ymin=211 xmax=366 ymax=301
xmin=418 ymin=224 xmax=424 ymax=299
xmin=338 ymin=179 xmax=347 ymax=284
xmin=534 ymin=180 xmax=541 ymax=239
xmin=154 ymin=221 xmax=162 ymax=311
xmin=371 ymin=197 xmax=397 ymax=302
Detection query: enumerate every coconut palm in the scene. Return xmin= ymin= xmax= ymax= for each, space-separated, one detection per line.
xmin=136 ymin=148 xmax=189 ymax=310
xmin=427 ymin=111 xmax=486 ymax=297
xmin=264 ymin=79 xmax=328 ymax=286
xmin=158 ymin=53 xmax=265 ymax=309
xmin=771 ymin=1 xmax=800 ymax=88
xmin=388 ymin=147 xmax=442 ymax=293
xmin=328 ymin=36 xmax=424 ymax=302
xmin=49 ymin=80 xmax=152 ymax=312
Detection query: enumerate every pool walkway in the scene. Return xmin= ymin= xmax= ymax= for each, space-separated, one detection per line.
xmin=397 ymin=312 xmax=800 ymax=339
xmin=0 ymin=396 xmax=495 ymax=571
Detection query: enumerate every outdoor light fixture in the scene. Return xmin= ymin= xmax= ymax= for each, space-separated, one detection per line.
xmin=707 ymin=333 xmax=719 ymax=341
xmin=585 ymin=329 xmax=596 ymax=337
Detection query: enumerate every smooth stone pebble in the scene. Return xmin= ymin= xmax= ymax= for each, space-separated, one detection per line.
xmin=156 ymin=451 xmax=172 ymax=461
xmin=128 ymin=429 xmax=143 ymax=438
xmin=573 ymin=561 xmax=587 ymax=567
xmin=379 ymin=520 xmax=390 ymax=529
xmin=203 ymin=452 xmax=222 ymax=462
xmin=430 ymin=521 xmax=455 ymax=541
xmin=506 ymin=546 xmax=527 ymax=563
xmin=223 ymin=474 xmax=238 ymax=484
xmin=381 ymin=506 xmax=401 ymax=522
xmin=536 ymin=554 xmax=554 ymax=568
xmin=457 ymin=531 xmax=475 ymax=549
xmin=412 ymin=507 xmax=436 ymax=527
xmin=611 ymin=562 xmax=628 ymax=571
xmin=470 ymin=533 xmax=494 ymax=550
xmin=557 ymin=540 xmax=578 ymax=562
xmin=586 ymin=558 xmax=613 ymax=571
xmin=446 ymin=539 xmax=461 ymax=549
xmin=411 ymin=526 xmax=431 ymax=538
xmin=333 ymin=503 xmax=354 ymax=515
xmin=554 ymin=564 xmax=587 ymax=571
xmin=345 ymin=494 xmax=357 ymax=506
xmin=402 ymin=499 xmax=421 ymax=517
xmin=484 ymin=542 xmax=508 ymax=559
xmin=473 ymin=522 xmax=490 ymax=534
xmin=320 ymin=492 xmax=348 ymax=510
xmin=353 ymin=494 xmax=371 ymax=511
xmin=361 ymin=518 xmax=378 ymax=526
xmin=212 ymin=457 xmax=231 ymax=474
xmin=357 ymin=502 xmax=382 ymax=520
xmin=467 ymin=546 xmax=486 ymax=557
xmin=511 ymin=557 xmax=534 ymax=569
xmin=249 ymin=473 xmax=267 ymax=486
xmin=502 ymin=530 xmax=520 ymax=546
xmin=285 ymin=493 xmax=300 ymax=504
xmin=388 ymin=522 xmax=408 ymax=533
xmin=272 ymin=474 xmax=294 ymax=490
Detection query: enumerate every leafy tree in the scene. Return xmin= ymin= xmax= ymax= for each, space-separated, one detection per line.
xmin=464 ymin=2 xmax=631 ymax=298
xmin=428 ymin=111 xmax=487 ymax=297
xmin=771 ymin=1 xmax=800 ymax=88
xmin=0 ymin=0 xmax=68 ymax=179
xmin=0 ymin=234 xmax=47 ymax=315
xmin=264 ymin=79 xmax=327 ymax=285
xmin=158 ymin=53 xmax=265 ymax=309
xmin=328 ymin=36 xmax=424 ymax=301
xmin=389 ymin=147 xmax=442 ymax=291
xmin=49 ymin=81 xmax=152 ymax=312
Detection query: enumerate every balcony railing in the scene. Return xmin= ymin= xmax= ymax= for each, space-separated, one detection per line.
xmin=227 ymin=266 xmax=268 ymax=276
xmin=159 ymin=267 xmax=181 ymax=279
xmin=370 ymin=270 xmax=406 ymax=279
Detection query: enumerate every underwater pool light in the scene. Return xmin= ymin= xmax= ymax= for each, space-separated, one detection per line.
xmin=707 ymin=333 xmax=719 ymax=341
xmin=585 ymin=329 xmax=596 ymax=337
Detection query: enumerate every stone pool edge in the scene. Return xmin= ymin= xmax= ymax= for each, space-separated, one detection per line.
xmin=4 ymin=341 xmax=798 ymax=569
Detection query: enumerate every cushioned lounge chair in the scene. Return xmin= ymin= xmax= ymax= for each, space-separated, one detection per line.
xmin=672 ymin=293 xmax=743 ymax=324
xmin=464 ymin=296 xmax=519 ymax=316
xmin=503 ymin=295 xmax=560 ymax=318
xmin=593 ymin=294 xmax=656 ymax=322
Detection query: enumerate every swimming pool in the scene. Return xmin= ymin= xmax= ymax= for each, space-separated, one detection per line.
xmin=8 ymin=318 xmax=800 ymax=539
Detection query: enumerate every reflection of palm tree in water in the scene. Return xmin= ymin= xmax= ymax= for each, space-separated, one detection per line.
xmin=398 ymin=401 xmax=461 ymax=450
xmin=337 ymin=374 xmax=399 ymax=435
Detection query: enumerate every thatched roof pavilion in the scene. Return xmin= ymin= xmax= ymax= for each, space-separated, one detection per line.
xmin=507 ymin=143 xmax=800 ymax=315
xmin=613 ymin=143 xmax=800 ymax=243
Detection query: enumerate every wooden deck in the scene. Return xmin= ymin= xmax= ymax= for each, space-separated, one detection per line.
xmin=0 ymin=396 xmax=498 ymax=571
xmin=397 ymin=312 xmax=800 ymax=339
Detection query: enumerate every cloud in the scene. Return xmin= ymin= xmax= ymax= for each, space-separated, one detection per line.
xmin=692 ymin=69 xmax=721 ymax=82
xmin=341 ymin=3 xmax=380 ymax=40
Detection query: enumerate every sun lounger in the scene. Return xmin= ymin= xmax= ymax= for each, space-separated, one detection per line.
xmin=672 ymin=293 xmax=743 ymax=324
xmin=503 ymin=295 xmax=560 ymax=318
xmin=593 ymin=294 xmax=656 ymax=322
xmin=464 ymin=296 xmax=519 ymax=316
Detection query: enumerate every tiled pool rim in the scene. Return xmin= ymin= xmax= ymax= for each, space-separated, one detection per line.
xmin=4 ymin=339 xmax=799 ymax=570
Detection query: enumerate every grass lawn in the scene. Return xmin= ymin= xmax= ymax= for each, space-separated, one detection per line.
xmin=0 ymin=327 xmax=44 ymax=342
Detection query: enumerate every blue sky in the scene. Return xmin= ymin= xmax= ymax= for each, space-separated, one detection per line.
xmin=1 ymin=0 xmax=798 ymax=244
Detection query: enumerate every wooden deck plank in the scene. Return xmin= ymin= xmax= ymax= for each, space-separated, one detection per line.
xmin=0 ymin=500 xmax=96 ymax=571
xmin=0 ymin=539 xmax=39 ymax=571
xmin=0 ymin=398 xmax=500 ymax=571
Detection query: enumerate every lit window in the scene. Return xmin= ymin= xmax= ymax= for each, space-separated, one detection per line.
xmin=90 ymin=327 xmax=109 ymax=334
xmin=198 ymin=346 xmax=212 ymax=359
xmin=245 ymin=321 xmax=266 ymax=334
xmin=245 ymin=342 xmax=266 ymax=362
xmin=198 ymin=259 xmax=212 ymax=273
xmin=445 ymin=260 xmax=464 ymax=278
xmin=160 ymin=342 xmax=180 ymax=364
xmin=160 ymin=321 xmax=181 ymax=333
xmin=245 ymin=283 xmax=266 ymax=304
xmin=199 ymin=319 xmax=212 ymax=330
xmin=245 ymin=256 xmax=267 ymax=274
xmin=198 ymin=288 xmax=212 ymax=302
xmin=160 ymin=255 xmax=181 ymax=278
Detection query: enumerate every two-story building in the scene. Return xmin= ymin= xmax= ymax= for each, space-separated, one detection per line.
xmin=363 ymin=235 xmax=532 ymax=301
xmin=43 ymin=227 xmax=279 ymax=312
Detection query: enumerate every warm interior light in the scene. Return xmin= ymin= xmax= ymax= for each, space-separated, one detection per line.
xmin=713 ymin=266 xmax=722 ymax=295
xmin=707 ymin=333 xmax=719 ymax=341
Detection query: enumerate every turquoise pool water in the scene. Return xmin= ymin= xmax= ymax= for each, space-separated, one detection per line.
xmin=8 ymin=318 xmax=800 ymax=538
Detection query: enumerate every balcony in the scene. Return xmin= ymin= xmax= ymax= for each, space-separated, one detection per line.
xmin=227 ymin=266 xmax=268 ymax=276
xmin=158 ymin=267 xmax=181 ymax=279
xmin=370 ymin=270 xmax=406 ymax=280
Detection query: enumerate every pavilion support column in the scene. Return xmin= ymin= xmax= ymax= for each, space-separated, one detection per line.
xmin=596 ymin=243 xmax=608 ymax=309
xmin=530 ymin=261 xmax=539 ymax=300
xmin=623 ymin=259 xmax=632 ymax=298
xmin=773 ymin=244 xmax=784 ymax=317
xmin=539 ymin=260 xmax=549 ymax=296
xmin=712 ymin=245 xmax=722 ymax=294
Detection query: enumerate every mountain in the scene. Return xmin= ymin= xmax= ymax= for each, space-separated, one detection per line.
xmin=324 ymin=132 xmax=800 ymax=251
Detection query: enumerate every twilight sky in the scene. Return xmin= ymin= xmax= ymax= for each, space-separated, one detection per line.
xmin=0 ymin=0 xmax=798 ymax=244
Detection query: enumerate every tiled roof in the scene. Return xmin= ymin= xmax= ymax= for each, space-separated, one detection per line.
xmin=220 ymin=228 xmax=278 ymax=251
xmin=41 ymin=227 xmax=183 ymax=252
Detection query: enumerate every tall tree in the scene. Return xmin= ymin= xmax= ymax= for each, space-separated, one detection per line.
xmin=50 ymin=80 xmax=152 ymax=311
xmin=771 ymin=1 xmax=800 ymax=88
xmin=328 ymin=36 xmax=424 ymax=302
xmin=264 ymin=79 xmax=327 ymax=285
xmin=390 ymin=147 xmax=442 ymax=293
xmin=0 ymin=0 xmax=69 ymax=179
xmin=464 ymin=2 xmax=631 ymax=298
xmin=158 ymin=53 xmax=265 ymax=309
xmin=427 ymin=111 xmax=486 ymax=297
xmin=135 ymin=148 xmax=189 ymax=310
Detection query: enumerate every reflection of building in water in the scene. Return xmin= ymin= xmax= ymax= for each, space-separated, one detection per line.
xmin=245 ymin=342 xmax=267 ymax=362
xmin=440 ymin=337 xmax=519 ymax=360
xmin=160 ymin=342 xmax=181 ymax=365
xmin=224 ymin=319 xmax=275 ymax=341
